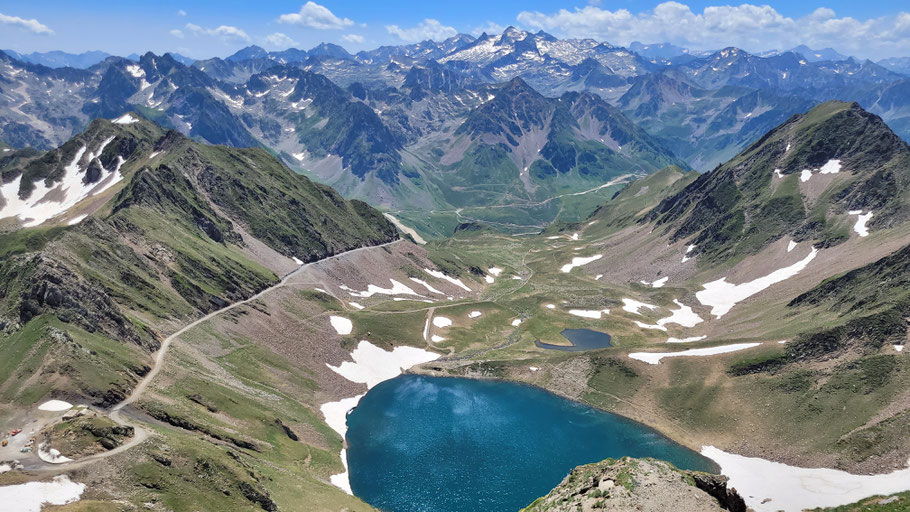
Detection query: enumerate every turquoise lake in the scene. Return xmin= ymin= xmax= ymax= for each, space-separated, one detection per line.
xmin=345 ymin=375 xmax=717 ymax=512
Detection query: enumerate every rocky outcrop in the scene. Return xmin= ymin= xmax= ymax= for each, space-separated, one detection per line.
xmin=522 ymin=457 xmax=748 ymax=512
xmin=7 ymin=254 xmax=159 ymax=350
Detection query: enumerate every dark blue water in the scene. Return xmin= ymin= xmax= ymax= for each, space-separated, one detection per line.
xmin=346 ymin=375 xmax=716 ymax=512
xmin=535 ymin=328 xmax=613 ymax=351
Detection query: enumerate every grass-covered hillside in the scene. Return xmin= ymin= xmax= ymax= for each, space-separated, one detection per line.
xmin=646 ymin=101 xmax=910 ymax=264
xmin=0 ymin=114 xmax=397 ymax=406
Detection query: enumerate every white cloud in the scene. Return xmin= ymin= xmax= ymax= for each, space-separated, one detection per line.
xmin=278 ymin=2 xmax=353 ymax=30
xmin=177 ymin=9 xmax=187 ymax=17
xmin=341 ymin=34 xmax=365 ymax=44
xmin=170 ymin=29 xmax=184 ymax=39
xmin=0 ymin=12 xmax=53 ymax=35
xmin=472 ymin=21 xmax=505 ymax=37
xmin=265 ymin=32 xmax=299 ymax=48
xmin=185 ymin=23 xmax=250 ymax=42
xmin=386 ymin=19 xmax=457 ymax=42
xmin=515 ymin=2 xmax=910 ymax=59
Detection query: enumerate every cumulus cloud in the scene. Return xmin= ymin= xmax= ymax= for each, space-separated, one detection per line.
xmin=515 ymin=2 xmax=910 ymax=59
xmin=170 ymin=28 xmax=184 ymax=39
xmin=386 ymin=19 xmax=457 ymax=42
xmin=265 ymin=32 xmax=299 ymax=48
xmin=185 ymin=23 xmax=250 ymax=42
xmin=341 ymin=34 xmax=365 ymax=44
xmin=278 ymin=2 xmax=353 ymax=30
xmin=177 ymin=9 xmax=187 ymax=16
xmin=472 ymin=21 xmax=506 ymax=37
xmin=0 ymin=12 xmax=53 ymax=35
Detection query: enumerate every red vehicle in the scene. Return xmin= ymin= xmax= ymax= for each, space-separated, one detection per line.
xmin=10 ymin=429 xmax=21 ymax=436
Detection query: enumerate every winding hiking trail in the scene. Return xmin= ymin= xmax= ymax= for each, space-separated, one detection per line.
xmin=33 ymin=240 xmax=402 ymax=471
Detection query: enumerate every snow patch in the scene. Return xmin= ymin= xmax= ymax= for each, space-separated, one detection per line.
xmin=67 ymin=214 xmax=87 ymax=226
xmin=849 ymin=210 xmax=873 ymax=237
xmin=895 ymin=345 xmax=904 ymax=352
xmin=329 ymin=316 xmax=352 ymax=335
xmin=488 ymin=267 xmax=503 ymax=276
xmin=630 ymin=343 xmax=761 ymax=364
xmin=622 ymin=298 xmax=657 ymax=315
xmin=484 ymin=275 xmax=495 ymax=284
xmin=0 ymin=475 xmax=86 ymax=511
xmin=666 ymin=335 xmax=707 ymax=344
xmin=340 ymin=279 xmax=418 ymax=298
xmin=292 ymin=256 xmax=303 ymax=265
xmin=560 ymin=254 xmax=602 ymax=273
xmin=568 ymin=309 xmax=609 ymax=319
xmin=112 ymin=113 xmax=138 ymax=124
xmin=800 ymin=169 xmax=813 ymax=182
xmin=410 ymin=277 xmax=444 ymax=295
xmin=148 ymin=151 xmax=161 ymax=159
xmin=702 ymin=445 xmax=910 ymax=512
xmin=819 ymin=159 xmax=841 ymax=174
xmin=38 ymin=444 xmax=73 ymax=464
xmin=348 ymin=302 xmax=364 ymax=310
xmin=424 ymin=269 xmax=471 ymax=292
xmin=696 ymin=247 xmax=818 ymax=318
xmin=545 ymin=304 xmax=556 ymax=309
xmin=787 ymin=240 xmax=797 ymax=252
xmin=0 ymin=144 xmax=125 ymax=227
xmin=469 ymin=311 xmax=482 ymax=318
xmin=432 ymin=316 xmax=452 ymax=328
xmin=431 ymin=335 xmax=446 ymax=342
xmin=38 ymin=400 xmax=73 ymax=412
xmin=511 ymin=319 xmax=522 ymax=327
xmin=571 ymin=232 xmax=579 ymax=240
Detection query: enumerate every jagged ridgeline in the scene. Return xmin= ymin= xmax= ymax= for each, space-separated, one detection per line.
xmin=0 ymin=114 xmax=397 ymax=406
xmin=645 ymin=101 xmax=910 ymax=264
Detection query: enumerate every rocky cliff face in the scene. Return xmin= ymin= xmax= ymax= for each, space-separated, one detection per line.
xmin=522 ymin=457 xmax=746 ymax=512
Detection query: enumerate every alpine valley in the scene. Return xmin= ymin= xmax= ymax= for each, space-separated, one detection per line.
xmin=2 ymin=17 xmax=910 ymax=512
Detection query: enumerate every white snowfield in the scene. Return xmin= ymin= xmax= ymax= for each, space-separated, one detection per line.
xmin=38 ymin=444 xmax=73 ymax=464
xmin=682 ymin=244 xmax=696 ymax=263
xmin=630 ymin=342 xmax=761 ymax=364
xmin=329 ymin=316 xmax=353 ymax=335
xmin=410 ymin=277 xmax=444 ymax=295
xmin=666 ymin=335 xmax=707 ymax=344
xmin=568 ymin=309 xmax=609 ymax=319
xmin=848 ymin=210 xmax=873 ymax=237
xmin=432 ymin=316 xmax=453 ymax=328
xmin=322 ymin=341 xmax=439 ymax=494
xmin=0 ymin=142 xmax=126 ymax=227
xmin=38 ymin=400 xmax=73 ymax=412
xmin=340 ymin=279 xmax=418 ymax=298
xmin=697 ymin=247 xmax=818 ymax=318
xmin=0 ymin=475 xmax=86 ymax=512
xmin=632 ymin=300 xmax=703 ymax=331
xmin=424 ymin=268 xmax=471 ymax=292
xmin=658 ymin=300 xmax=704 ymax=328
xmin=560 ymin=254 xmax=602 ymax=273
xmin=800 ymin=159 xmax=841 ymax=182
xmin=112 ymin=113 xmax=138 ymax=124
xmin=621 ymin=298 xmax=657 ymax=315
xmin=702 ymin=446 xmax=910 ymax=512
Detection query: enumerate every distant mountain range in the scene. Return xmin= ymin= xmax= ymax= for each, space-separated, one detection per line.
xmin=1 ymin=28 xmax=909 ymax=235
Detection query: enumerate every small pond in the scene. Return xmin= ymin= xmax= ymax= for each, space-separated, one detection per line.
xmin=534 ymin=328 xmax=612 ymax=351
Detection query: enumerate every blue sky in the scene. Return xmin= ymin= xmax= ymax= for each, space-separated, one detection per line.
xmin=1 ymin=1 xmax=909 ymax=59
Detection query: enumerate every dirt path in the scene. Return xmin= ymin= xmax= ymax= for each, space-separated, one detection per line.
xmin=31 ymin=240 xmax=403 ymax=471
